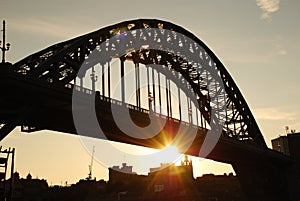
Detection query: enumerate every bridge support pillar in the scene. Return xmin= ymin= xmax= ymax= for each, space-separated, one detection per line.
xmin=232 ymin=160 xmax=299 ymax=201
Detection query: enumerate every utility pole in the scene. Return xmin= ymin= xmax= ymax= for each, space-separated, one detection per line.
xmin=0 ymin=20 xmax=11 ymax=63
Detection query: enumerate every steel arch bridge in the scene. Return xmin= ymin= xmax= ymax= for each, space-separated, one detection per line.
xmin=12 ymin=19 xmax=265 ymax=147
xmin=0 ymin=19 xmax=297 ymax=200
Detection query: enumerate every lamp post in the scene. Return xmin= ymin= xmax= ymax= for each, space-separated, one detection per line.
xmin=90 ymin=68 xmax=98 ymax=92
xmin=148 ymin=92 xmax=154 ymax=111
xmin=0 ymin=20 xmax=11 ymax=63
xmin=188 ymin=106 xmax=192 ymax=124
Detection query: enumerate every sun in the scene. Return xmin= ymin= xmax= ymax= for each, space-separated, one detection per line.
xmin=160 ymin=145 xmax=183 ymax=164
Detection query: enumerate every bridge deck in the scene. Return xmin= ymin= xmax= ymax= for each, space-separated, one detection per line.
xmin=0 ymin=65 xmax=292 ymax=166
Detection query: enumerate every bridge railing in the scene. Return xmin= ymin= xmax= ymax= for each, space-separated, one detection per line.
xmin=68 ymin=83 xmax=198 ymax=128
xmin=72 ymin=85 xmax=93 ymax=95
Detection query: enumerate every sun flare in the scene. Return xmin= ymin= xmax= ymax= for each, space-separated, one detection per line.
xmin=160 ymin=145 xmax=183 ymax=164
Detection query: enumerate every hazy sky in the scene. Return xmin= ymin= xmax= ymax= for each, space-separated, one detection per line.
xmin=0 ymin=0 xmax=299 ymax=185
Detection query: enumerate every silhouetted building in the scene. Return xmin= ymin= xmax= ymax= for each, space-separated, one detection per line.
xmin=145 ymin=156 xmax=201 ymax=201
xmin=48 ymin=179 xmax=107 ymax=201
xmin=109 ymin=162 xmax=138 ymax=186
xmin=272 ymin=132 xmax=300 ymax=177
xmin=288 ymin=133 xmax=300 ymax=166
xmin=272 ymin=135 xmax=290 ymax=155
xmin=107 ymin=156 xmax=243 ymax=201
xmin=111 ymin=162 xmax=135 ymax=174
xmin=1 ymin=172 xmax=49 ymax=201
xmin=108 ymin=162 xmax=148 ymax=196
xmin=195 ymin=173 xmax=245 ymax=201
xmin=147 ymin=155 xmax=194 ymax=193
xmin=0 ymin=156 xmax=246 ymax=201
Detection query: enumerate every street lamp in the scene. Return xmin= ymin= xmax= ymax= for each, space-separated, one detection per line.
xmin=188 ymin=106 xmax=193 ymax=124
xmin=148 ymin=92 xmax=154 ymax=111
xmin=90 ymin=69 xmax=98 ymax=92
xmin=0 ymin=20 xmax=11 ymax=63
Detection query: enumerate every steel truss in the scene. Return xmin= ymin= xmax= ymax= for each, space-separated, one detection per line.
xmin=11 ymin=19 xmax=267 ymax=148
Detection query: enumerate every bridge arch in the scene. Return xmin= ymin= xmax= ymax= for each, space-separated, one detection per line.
xmin=12 ymin=19 xmax=266 ymax=148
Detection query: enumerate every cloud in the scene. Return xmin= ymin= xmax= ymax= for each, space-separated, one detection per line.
xmin=253 ymin=107 xmax=297 ymax=121
xmin=276 ymin=49 xmax=287 ymax=55
xmin=10 ymin=18 xmax=88 ymax=39
xmin=274 ymin=43 xmax=287 ymax=56
xmin=256 ymin=0 xmax=280 ymax=20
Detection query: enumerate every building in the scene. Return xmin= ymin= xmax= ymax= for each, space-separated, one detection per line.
xmin=286 ymin=132 xmax=300 ymax=162
xmin=108 ymin=155 xmax=245 ymax=201
xmin=111 ymin=163 xmax=135 ymax=174
xmin=272 ymin=132 xmax=300 ymax=175
xmin=1 ymin=172 xmax=49 ymax=201
xmin=147 ymin=155 xmax=194 ymax=193
xmin=271 ymin=135 xmax=290 ymax=155
xmin=195 ymin=173 xmax=246 ymax=201
xmin=108 ymin=162 xmax=148 ymax=195
xmin=271 ymin=132 xmax=300 ymax=156
xmin=271 ymin=131 xmax=300 ymax=200
xmin=0 ymin=172 xmax=109 ymax=201
xmin=108 ymin=156 xmax=197 ymax=200
xmin=0 ymin=155 xmax=246 ymax=201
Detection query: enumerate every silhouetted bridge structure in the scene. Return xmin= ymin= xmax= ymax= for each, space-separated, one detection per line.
xmin=0 ymin=19 xmax=298 ymax=201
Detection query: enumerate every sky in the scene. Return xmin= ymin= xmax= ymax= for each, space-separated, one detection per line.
xmin=0 ymin=0 xmax=300 ymax=185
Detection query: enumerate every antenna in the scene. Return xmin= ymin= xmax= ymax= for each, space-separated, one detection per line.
xmin=87 ymin=146 xmax=95 ymax=180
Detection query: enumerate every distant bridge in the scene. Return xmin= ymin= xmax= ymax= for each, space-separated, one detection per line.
xmin=0 ymin=19 xmax=298 ymax=201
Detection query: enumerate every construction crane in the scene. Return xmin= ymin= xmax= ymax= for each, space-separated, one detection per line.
xmin=87 ymin=146 xmax=95 ymax=180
